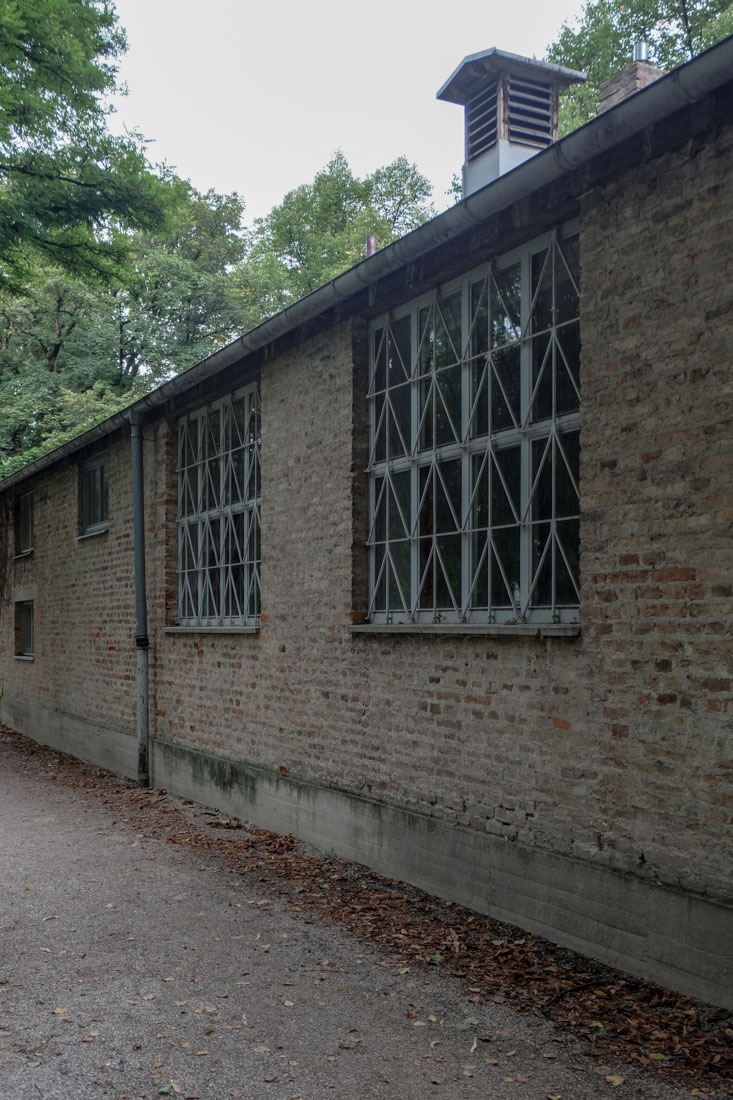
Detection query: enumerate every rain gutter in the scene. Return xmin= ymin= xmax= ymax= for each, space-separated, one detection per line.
xmin=1 ymin=34 xmax=731 ymax=496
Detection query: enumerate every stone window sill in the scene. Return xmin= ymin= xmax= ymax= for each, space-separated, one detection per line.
xmin=350 ymin=622 xmax=580 ymax=638
xmin=13 ymin=654 xmax=34 ymax=661
xmin=12 ymin=549 xmax=34 ymax=560
xmin=76 ymin=525 xmax=109 ymax=541
xmin=164 ymin=625 xmax=260 ymax=635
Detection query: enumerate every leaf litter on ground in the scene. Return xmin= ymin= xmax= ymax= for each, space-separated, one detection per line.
xmin=1 ymin=724 xmax=730 ymax=1097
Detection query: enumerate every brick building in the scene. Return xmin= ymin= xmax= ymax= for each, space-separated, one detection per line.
xmin=2 ymin=40 xmax=732 ymax=1007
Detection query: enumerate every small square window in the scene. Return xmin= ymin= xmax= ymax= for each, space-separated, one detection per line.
xmin=16 ymin=491 xmax=34 ymax=554
xmin=15 ymin=601 xmax=34 ymax=657
xmin=81 ymin=455 xmax=109 ymax=533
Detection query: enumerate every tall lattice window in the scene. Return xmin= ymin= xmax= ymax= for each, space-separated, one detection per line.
xmin=177 ymin=384 xmax=261 ymax=627
xmin=367 ymin=227 xmax=580 ymax=625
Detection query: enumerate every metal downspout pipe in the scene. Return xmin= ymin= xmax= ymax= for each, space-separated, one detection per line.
xmin=130 ymin=415 xmax=149 ymax=787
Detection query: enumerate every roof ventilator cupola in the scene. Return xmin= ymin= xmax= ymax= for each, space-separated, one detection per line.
xmin=437 ymin=48 xmax=585 ymax=197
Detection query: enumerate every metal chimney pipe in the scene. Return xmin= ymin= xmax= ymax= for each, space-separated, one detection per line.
xmin=634 ymin=42 xmax=649 ymax=61
xmin=366 ymin=234 xmax=377 ymax=257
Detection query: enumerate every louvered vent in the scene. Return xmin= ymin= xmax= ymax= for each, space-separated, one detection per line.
xmin=466 ymin=80 xmax=498 ymax=160
xmin=437 ymin=48 xmax=585 ymax=196
xmin=507 ymin=77 xmax=553 ymax=148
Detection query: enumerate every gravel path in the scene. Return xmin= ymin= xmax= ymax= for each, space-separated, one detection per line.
xmin=0 ymin=740 xmax=696 ymax=1099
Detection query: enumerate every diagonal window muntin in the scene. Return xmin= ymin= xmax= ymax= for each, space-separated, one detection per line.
xmin=177 ymin=383 xmax=261 ymax=627
xmin=367 ymin=225 xmax=580 ymax=625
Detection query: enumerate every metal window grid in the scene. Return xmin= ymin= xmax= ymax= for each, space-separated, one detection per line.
xmin=176 ymin=383 xmax=261 ymax=627
xmin=367 ymin=226 xmax=580 ymax=625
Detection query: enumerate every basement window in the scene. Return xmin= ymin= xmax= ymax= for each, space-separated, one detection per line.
xmin=367 ymin=224 xmax=580 ymax=626
xmin=81 ymin=454 xmax=109 ymax=534
xmin=176 ymin=383 xmax=261 ymax=627
xmin=15 ymin=490 xmax=34 ymax=554
xmin=15 ymin=601 xmax=34 ymax=658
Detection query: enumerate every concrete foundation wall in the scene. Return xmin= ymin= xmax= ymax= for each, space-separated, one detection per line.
xmin=0 ymin=696 xmax=136 ymax=778
xmin=150 ymin=737 xmax=733 ymax=1011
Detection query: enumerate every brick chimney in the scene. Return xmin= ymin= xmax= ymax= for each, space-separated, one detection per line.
xmin=598 ymin=43 xmax=666 ymax=112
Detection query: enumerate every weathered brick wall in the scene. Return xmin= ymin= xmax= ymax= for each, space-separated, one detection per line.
xmin=1 ymin=437 xmax=138 ymax=736
xmin=146 ymin=125 xmax=732 ymax=904
xmin=578 ymin=122 xmax=733 ymax=899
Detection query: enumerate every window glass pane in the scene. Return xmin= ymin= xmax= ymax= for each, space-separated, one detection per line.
xmin=556 ymin=518 xmax=580 ymax=601
xmin=388 ymin=382 xmax=411 ymax=457
xmin=389 ymin=471 xmax=411 ymax=540
xmin=491 ymin=527 xmax=520 ymax=608
xmin=531 ymin=333 xmax=553 ymax=422
xmin=492 ymin=447 xmax=520 ymax=527
xmin=555 ymin=237 xmax=579 ymax=324
xmin=435 ymin=365 xmax=461 ymax=446
xmin=556 ymin=431 xmax=580 ymax=518
xmin=418 ymin=377 xmax=433 ymax=451
xmin=373 ymin=543 xmax=387 ymax=612
xmin=231 ymin=395 xmax=246 ymax=448
xmin=15 ymin=601 xmax=34 ymax=656
xmin=418 ymin=306 xmax=432 ymax=376
xmin=531 ymin=248 xmax=553 ymax=331
xmin=470 ymin=279 xmax=488 ymax=357
xmin=471 ymin=528 xmax=489 ymax=609
xmin=101 ymin=464 xmax=108 ymax=522
xmin=372 ymin=391 xmax=386 ymax=463
xmin=205 ymin=408 xmax=221 ymax=458
xmin=82 ymin=457 xmax=108 ymax=531
xmin=491 ymin=344 xmax=520 ymax=430
xmin=418 ymin=537 xmax=434 ymax=610
xmin=435 ymin=294 xmax=461 ymax=369
xmin=471 ymin=452 xmax=488 ymax=531
xmin=556 ymin=321 xmax=580 ymax=414
xmin=471 ymin=356 xmax=489 ymax=439
xmin=531 ymin=522 xmax=552 ymax=606
xmin=389 ymin=540 xmax=411 ymax=611
xmin=490 ymin=263 xmax=521 ymax=346
xmin=389 ymin=315 xmax=411 ymax=383
xmin=372 ymin=475 xmax=387 ymax=544
xmin=435 ymin=460 xmax=461 ymax=533
xmin=373 ymin=327 xmax=386 ymax=392
xmin=436 ymin=534 xmax=461 ymax=609
xmin=532 ymin=438 xmax=553 ymax=523
xmin=18 ymin=492 xmax=33 ymax=552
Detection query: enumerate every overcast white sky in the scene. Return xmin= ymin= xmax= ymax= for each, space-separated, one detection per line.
xmin=110 ymin=0 xmax=586 ymax=224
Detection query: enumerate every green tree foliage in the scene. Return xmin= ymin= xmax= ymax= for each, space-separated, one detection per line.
xmin=236 ymin=152 xmax=434 ymax=324
xmin=0 ymin=181 xmax=246 ymax=464
xmin=547 ymin=0 xmax=733 ymax=132
xmin=0 ymin=0 xmax=168 ymax=291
